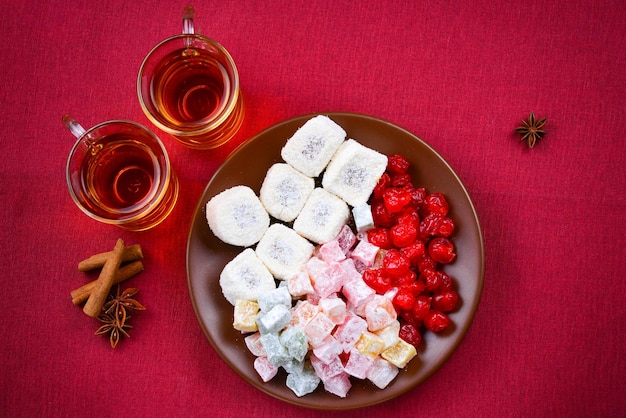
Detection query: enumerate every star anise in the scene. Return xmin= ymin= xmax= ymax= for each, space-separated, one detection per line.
xmin=515 ymin=112 xmax=546 ymax=148
xmin=95 ymin=311 xmax=133 ymax=348
xmin=103 ymin=285 xmax=146 ymax=327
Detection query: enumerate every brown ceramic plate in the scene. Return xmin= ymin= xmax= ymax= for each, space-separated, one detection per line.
xmin=187 ymin=112 xmax=484 ymax=410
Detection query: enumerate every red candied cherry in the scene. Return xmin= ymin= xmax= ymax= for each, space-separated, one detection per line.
xmin=402 ymin=280 xmax=426 ymax=297
xmin=438 ymin=270 xmax=454 ymax=292
xmin=367 ymin=227 xmax=392 ymax=249
xmin=407 ymin=186 xmax=426 ymax=210
xmin=373 ymin=173 xmax=391 ymax=199
xmin=393 ymin=287 xmax=416 ymax=311
xmin=432 ymin=290 xmax=459 ymax=312
xmin=391 ymin=270 xmax=417 ymax=287
xmin=417 ymin=254 xmax=437 ymax=275
xmin=400 ymin=240 xmax=425 ymax=266
xmin=421 ymin=268 xmax=443 ymax=292
xmin=435 ymin=216 xmax=455 ymax=237
xmin=428 ymin=237 xmax=456 ymax=264
xmin=390 ymin=222 xmax=418 ymax=248
xmin=363 ymin=269 xmax=391 ymax=294
xmin=383 ymin=188 xmax=412 ymax=214
xmin=399 ymin=310 xmax=420 ymax=327
xmin=371 ymin=200 xmax=395 ymax=227
xmin=391 ymin=173 xmax=412 ymax=187
xmin=387 ymin=154 xmax=411 ymax=175
xmin=424 ymin=310 xmax=451 ymax=332
xmin=412 ymin=295 xmax=432 ymax=320
xmin=419 ymin=212 xmax=443 ymax=239
xmin=422 ymin=193 xmax=449 ymax=216
xmin=382 ymin=249 xmax=410 ymax=277
xmin=396 ymin=207 xmax=419 ymax=228
xmin=399 ymin=323 xmax=422 ymax=347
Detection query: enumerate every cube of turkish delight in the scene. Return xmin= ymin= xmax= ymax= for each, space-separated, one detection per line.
xmin=290 ymin=300 xmax=320 ymax=329
xmin=280 ymin=326 xmax=308 ymax=362
xmin=334 ymin=224 xmax=357 ymax=254
xmin=310 ymin=353 xmax=345 ymax=381
xmin=364 ymin=294 xmax=397 ymax=331
xmin=319 ymin=297 xmax=347 ymax=325
xmin=304 ymin=312 xmax=336 ymax=347
xmin=312 ymin=335 xmax=343 ymax=364
xmin=381 ymin=338 xmax=417 ymax=368
xmin=350 ymin=239 xmax=380 ymax=267
xmin=312 ymin=262 xmax=345 ymax=298
xmin=367 ymin=357 xmax=399 ymax=389
xmin=254 ymin=356 xmax=278 ymax=382
xmin=352 ymin=203 xmax=374 ymax=232
xmin=322 ymin=372 xmax=352 ymax=398
xmin=257 ymin=286 xmax=292 ymax=312
xmin=256 ymin=303 xmax=291 ymax=335
xmin=244 ymin=332 xmax=266 ymax=357
xmin=354 ymin=331 xmax=385 ymax=358
xmin=318 ymin=239 xmax=346 ymax=264
xmin=374 ymin=320 xmax=401 ymax=350
xmin=287 ymin=270 xmax=314 ymax=297
xmin=343 ymin=348 xmax=375 ymax=379
xmin=260 ymin=333 xmax=291 ymax=367
xmin=333 ymin=313 xmax=368 ymax=352
xmin=233 ymin=299 xmax=259 ymax=333
xmin=286 ymin=364 xmax=321 ymax=397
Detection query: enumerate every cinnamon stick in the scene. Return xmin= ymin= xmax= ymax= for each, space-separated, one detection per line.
xmin=78 ymin=244 xmax=143 ymax=272
xmin=83 ymin=239 xmax=126 ymax=317
xmin=71 ymin=260 xmax=144 ymax=306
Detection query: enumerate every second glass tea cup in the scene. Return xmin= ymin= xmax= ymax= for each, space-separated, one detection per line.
xmin=137 ymin=7 xmax=244 ymax=150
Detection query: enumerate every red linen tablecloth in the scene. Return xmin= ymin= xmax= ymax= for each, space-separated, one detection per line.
xmin=1 ymin=1 xmax=624 ymax=416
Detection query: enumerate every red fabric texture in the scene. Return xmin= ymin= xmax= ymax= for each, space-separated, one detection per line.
xmin=1 ymin=0 xmax=624 ymax=416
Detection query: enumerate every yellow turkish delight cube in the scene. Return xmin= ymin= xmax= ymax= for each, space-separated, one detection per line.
xmin=354 ymin=331 xmax=385 ymax=358
xmin=381 ymin=339 xmax=417 ymax=368
xmin=233 ymin=299 xmax=260 ymax=333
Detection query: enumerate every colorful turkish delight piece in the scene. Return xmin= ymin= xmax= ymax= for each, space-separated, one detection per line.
xmin=364 ymin=294 xmax=397 ymax=331
xmin=367 ymin=357 xmax=399 ymax=389
xmin=233 ymin=299 xmax=260 ymax=333
xmin=354 ymin=331 xmax=385 ymax=358
xmin=286 ymin=364 xmax=321 ymax=397
xmin=254 ymin=356 xmax=278 ymax=382
xmin=244 ymin=332 xmax=266 ymax=357
xmin=333 ymin=313 xmax=368 ymax=352
xmin=280 ymin=326 xmax=308 ymax=362
xmin=304 ymin=312 xmax=336 ymax=347
xmin=287 ymin=270 xmax=314 ymax=297
xmin=381 ymin=338 xmax=417 ymax=368
xmin=343 ymin=348 xmax=375 ymax=379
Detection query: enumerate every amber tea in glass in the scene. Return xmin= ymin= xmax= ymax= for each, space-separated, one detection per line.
xmin=64 ymin=116 xmax=179 ymax=231
xmin=138 ymin=7 xmax=244 ymax=149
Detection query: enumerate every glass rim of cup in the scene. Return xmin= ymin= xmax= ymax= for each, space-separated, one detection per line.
xmin=137 ymin=33 xmax=241 ymax=137
xmin=66 ymin=119 xmax=173 ymax=225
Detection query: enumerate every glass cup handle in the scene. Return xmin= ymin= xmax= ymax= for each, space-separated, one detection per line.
xmin=62 ymin=114 xmax=86 ymax=138
xmin=183 ymin=6 xmax=195 ymax=35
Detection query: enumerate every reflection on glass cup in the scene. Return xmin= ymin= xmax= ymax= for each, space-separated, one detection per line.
xmin=137 ymin=7 xmax=244 ymax=149
xmin=64 ymin=115 xmax=179 ymax=231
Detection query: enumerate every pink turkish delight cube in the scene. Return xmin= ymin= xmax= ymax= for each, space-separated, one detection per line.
xmin=312 ymin=335 xmax=343 ymax=364
xmin=350 ymin=240 xmax=380 ymax=267
xmin=342 ymin=275 xmax=375 ymax=310
xmin=304 ymin=312 xmax=336 ymax=347
xmin=334 ymin=224 xmax=357 ymax=254
xmin=333 ymin=313 xmax=368 ymax=352
xmin=319 ymin=297 xmax=347 ymax=325
xmin=343 ymin=348 xmax=375 ymax=379
xmin=364 ymin=294 xmax=397 ymax=331
xmin=312 ymin=262 xmax=345 ymax=298
xmin=310 ymin=353 xmax=344 ymax=381
xmin=254 ymin=356 xmax=278 ymax=382
xmin=322 ymin=372 xmax=352 ymax=398
xmin=290 ymin=300 xmax=320 ymax=329
xmin=244 ymin=332 xmax=266 ymax=357
xmin=287 ymin=270 xmax=314 ymax=297
xmin=319 ymin=240 xmax=346 ymax=264
xmin=367 ymin=357 xmax=399 ymax=389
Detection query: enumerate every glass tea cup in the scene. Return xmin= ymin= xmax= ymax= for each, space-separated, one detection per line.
xmin=64 ymin=115 xmax=179 ymax=231
xmin=137 ymin=6 xmax=244 ymax=150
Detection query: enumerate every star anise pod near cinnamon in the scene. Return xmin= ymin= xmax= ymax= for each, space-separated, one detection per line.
xmin=95 ymin=311 xmax=133 ymax=348
xmin=103 ymin=285 xmax=146 ymax=327
xmin=515 ymin=112 xmax=547 ymax=148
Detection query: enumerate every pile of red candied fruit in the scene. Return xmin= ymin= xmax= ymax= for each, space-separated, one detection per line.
xmin=364 ymin=154 xmax=459 ymax=348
